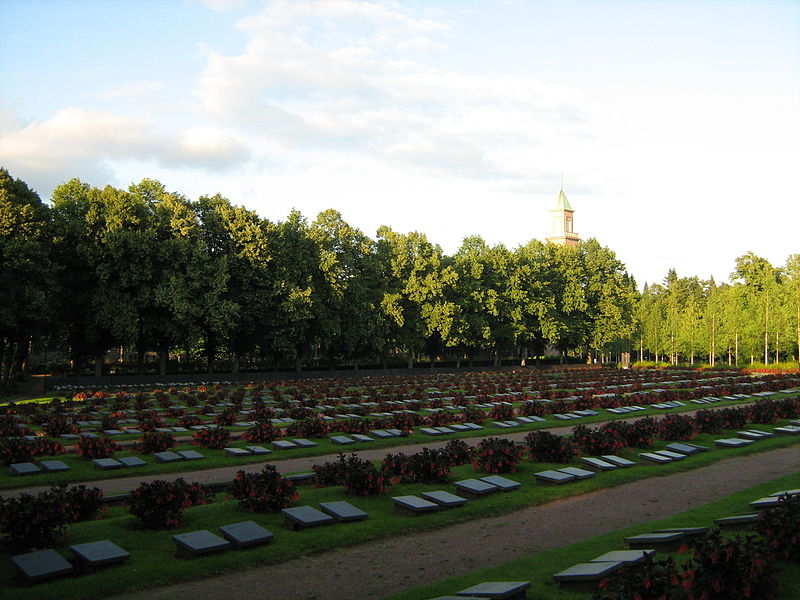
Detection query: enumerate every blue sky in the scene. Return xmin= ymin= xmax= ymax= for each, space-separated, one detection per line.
xmin=1 ymin=0 xmax=798 ymax=286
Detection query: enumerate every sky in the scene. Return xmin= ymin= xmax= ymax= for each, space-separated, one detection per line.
xmin=1 ymin=0 xmax=798 ymax=287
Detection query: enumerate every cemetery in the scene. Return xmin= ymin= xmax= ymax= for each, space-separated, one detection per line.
xmin=0 ymin=366 xmax=799 ymax=599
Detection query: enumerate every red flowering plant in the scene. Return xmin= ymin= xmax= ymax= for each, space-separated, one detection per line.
xmin=193 ymin=425 xmax=231 ymax=449
xmin=286 ymin=417 xmax=329 ymax=438
xmin=128 ymin=478 xmax=214 ymax=529
xmin=340 ymin=458 xmax=387 ymax=496
xmin=656 ymin=413 xmax=698 ymax=441
xmin=178 ymin=413 xmax=203 ymax=428
xmin=243 ymin=420 xmax=282 ymax=443
xmin=443 ymin=439 xmax=474 ymax=466
xmin=405 ymin=447 xmax=452 ymax=482
xmin=524 ymin=430 xmax=577 ymax=463
xmin=683 ymin=530 xmax=779 ymax=600
xmin=716 ymin=406 xmax=751 ymax=430
xmin=312 ymin=453 xmax=354 ymax=487
xmin=591 ymin=554 xmax=685 ymax=600
xmin=571 ymin=425 xmax=626 ymax=456
xmin=229 ymin=465 xmax=298 ymax=512
xmin=43 ymin=413 xmax=77 ymax=437
xmin=215 ymin=407 xmax=238 ymax=426
xmin=0 ymin=437 xmax=65 ymax=465
xmin=132 ymin=431 xmax=176 ymax=454
xmin=426 ymin=411 xmax=455 ymax=427
xmin=391 ymin=412 xmax=421 ymax=434
xmin=77 ymin=435 xmax=121 ymax=460
xmin=756 ymin=492 xmax=800 ymax=562
xmin=462 ymin=406 xmax=487 ymax=424
xmin=136 ymin=410 xmax=165 ymax=432
xmin=694 ymin=409 xmax=725 ymax=434
xmin=518 ymin=401 xmax=546 ymax=417
xmin=472 ymin=438 xmax=523 ymax=474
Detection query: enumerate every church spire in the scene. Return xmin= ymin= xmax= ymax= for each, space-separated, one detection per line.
xmin=545 ymin=186 xmax=580 ymax=248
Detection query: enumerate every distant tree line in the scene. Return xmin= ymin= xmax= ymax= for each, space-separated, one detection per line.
xmin=1 ymin=167 xmax=642 ymax=390
xmin=636 ymin=254 xmax=800 ymax=367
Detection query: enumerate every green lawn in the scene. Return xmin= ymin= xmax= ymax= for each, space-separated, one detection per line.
xmin=386 ymin=471 xmax=800 ymax=600
xmin=2 ymin=428 xmax=799 ymax=600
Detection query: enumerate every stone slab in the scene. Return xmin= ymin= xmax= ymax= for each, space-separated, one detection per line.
xmin=625 ymin=532 xmax=685 ymax=550
xmin=331 ymin=435 xmax=356 ymax=445
xmin=70 ymin=540 xmax=130 ymax=568
xmin=553 ymin=561 xmax=624 ymax=583
xmin=10 ymin=462 xmax=41 ymax=476
xmin=534 ymin=470 xmax=576 ymax=485
xmin=93 ymin=458 xmax=123 ymax=470
xmin=272 ymin=440 xmax=299 ymax=450
xmin=219 ymin=521 xmax=274 ymax=548
xmin=715 ymin=438 xmax=754 ymax=448
xmin=177 ymin=450 xmax=205 ymax=461
xmin=224 ymin=447 xmax=252 ymax=457
xmin=391 ymin=495 xmax=441 ymax=516
xmin=601 ymin=455 xmax=636 ymax=467
xmin=558 ymin=467 xmax=595 ymax=480
xmin=245 ymin=445 xmax=271 ymax=455
xmin=154 ymin=451 xmax=183 ymax=463
xmin=454 ymin=478 xmax=499 ymax=497
xmin=173 ymin=530 xmax=231 ymax=557
xmin=639 ymin=452 xmax=673 ymax=464
xmin=715 ymin=513 xmax=761 ymax=529
xmin=12 ymin=549 xmax=73 ymax=582
xmin=665 ymin=443 xmax=701 ymax=455
xmin=282 ymin=506 xmax=335 ymax=530
xmin=591 ymin=549 xmax=655 ymax=564
xmin=421 ymin=490 xmax=468 ymax=508
xmin=292 ymin=438 xmax=317 ymax=448
xmin=40 ymin=460 xmax=70 ymax=473
xmin=319 ymin=500 xmax=368 ymax=522
xmin=581 ymin=457 xmax=617 ymax=471
xmin=480 ymin=475 xmax=522 ymax=492
xmin=456 ymin=580 xmax=531 ymax=599
xmin=118 ymin=456 xmax=146 ymax=468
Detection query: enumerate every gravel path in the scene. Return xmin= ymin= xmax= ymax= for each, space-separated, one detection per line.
xmin=108 ymin=445 xmax=800 ymax=600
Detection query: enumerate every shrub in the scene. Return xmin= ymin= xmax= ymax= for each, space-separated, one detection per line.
xmin=133 ymin=431 xmax=176 ymax=454
xmin=229 ymin=465 xmax=298 ymax=512
xmin=391 ymin=412 xmax=421 ymax=433
xmin=286 ymin=417 xmax=329 ymax=438
xmin=426 ymin=411 xmax=454 ymax=427
xmin=757 ymin=492 xmax=800 ymax=562
xmin=656 ymin=413 xmax=698 ymax=441
xmin=243 ymin=420 xmax=282 ymax=443
xmin=717 ymin=406 xmax=750 ymax=430
xmin=59 ymin=483 xmax=104 ymax=523
xmin=593 ymin=554 xmax=685 ymax=600
xmin=136 ymin=410 xmax=165 ymax=432
xmin=473 ymin=438 xmax=523 ymax=473
xmin=178 ymin=413 xmax=203 ymax=428
xmin=462 ymin=406 xmax=486 ymax=424
xmin=312 ymin=453 xmax=353 ymax=487
xmin=43 ymin=413 xmax=76 ymax=437
xmin=571 ymin=424 xmax=626 ymax=455
xmin=215 ymin=407 xmax=238 ymax=426
xmin=524 ymin=430 xmax=577 ymax=463
xmin=684 ymin=530 xmax=779 ymax=600
xmin=77 ymin=435 xmax=120 ymax=460
xmin=403 ymin=448 xmax=451 ymax=483
xmin=518 ymin=401 xmax=546 ymax=417
xmin=128 ymin=478 xmax=213 ymax=528
xmin=695 ymin=409 xmax=725 ymax=434
xmin=0 ymin=491 xmax=69 ymax=551
xmin=192 ymin=425 xmax=231 ymax=449
xmin=488 ymin=403 xmax=515 ymax=420
xmin=340 ymin=458 xmax=387 ymax=496
xmin=0 ymin=437 xmax=65 ymax=465
xmin=443 ymin=439 xmax=473 ymax=466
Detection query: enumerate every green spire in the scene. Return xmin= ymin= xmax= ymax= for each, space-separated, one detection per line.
xmin=556 ymin=188 xmax=573 ymax=211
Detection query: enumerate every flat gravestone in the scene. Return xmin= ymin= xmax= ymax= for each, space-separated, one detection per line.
xmin=581 ymin=457 xmax=617 ymax=471
xmin=177 ymin=450 xmax=205 ymax=461
xmin=456 ymin=580 xmax=531 ymax=599
xmin=553 ymin=561 xmax=624 ymax=588
xmin=665 ymin=443 xmax=701 ymax=455
xmin=292 ymin=438 xmax=317 ymax=448
xmin=639 ymin=452 xmax=673 ymax=464
xmin=746 ymin=429 xmax=774 ymax=438
xmin=40 ymin=460 xmax=70 ymax=473
xmin=285 ymin=472 xmax=316 ymax=485
xmin=655 ymin=527 xmax=708 ymax=538
xmin=463 ymin=423 xmax=483 ymax=431
xmin=715 ymin=438 xmax=754 ymax=448
xmin=12 ymin=549 xmax=73 ymax=582
xmin=737 ymin=431 xmax=767 ymax=440
xmin=93 ymin=458 xmax=123 ymax=470
xmin=653 ymin=450 xmax=687 ymax=461
xmin=421 ymin=490 xmax=468 ymax=508
xmin=103 ymin=429 xmax=123 ymax=436
xmin=352 ymin=434 xmax=374 ymax=442
xmin=119 ymin=456 xmax=146 ymax=468
xmin=10 ymin=462 xmax=41 ymax=476
xmin=421 ymin=427 xmax=445 ymax=436
xmin=773 ymin=425 xmax=800 ymax=435
xmin=219 ymin=521 xmax=274 ymax=548
xmin=224 ymin=447 xmax=251 ymax=457
xmin=558 ymin=467 xmax=595 ymax=480
xmin=282 ymin=506 xmax=335 ymax=530
xmin=454 ymin=478 xmax=499 ymax=497
xmin=480 ymin=475 xmax=522 ymax=492
xmin=391 ymin=495 xmax=441 ymax=516
xmin=70 ymin=540 xmax=130 ymax=569
xmin=369 ymin=429 xmax=393 ymax=439
xmin=601 ymin=455 xmax=636 ymax=467
xmin=751 ymin=496 xmax=782 ymax=510
xmin=591 ymin=549 xmax=655 ymax=564
xmin=319 ymin=500 xmax=368 ymax=522
xmin=684 ymin=443 xmax=709 ymax=452
xmin=272 ymin=440 xmax=298 ymax=450
xmin=434 ymin=426 xmax=456 ymax=434
xmin=154 ymin=451 xmax=182 ymax=463
xmin=625 ymin=532 xmax=684 ymax=550
xmin=553 ymin=562 xmax=625 ymax=584
xmin=245 ymin=445 xmax=271 ymax=455
xmin=331 ymin=435 xmax=356 ymax=445
xmin=770 ymin=489 xmax=800 ymax=497
xmin=534 ymin=470 xmax=576 ymax=485
xmin=173 ymin=530 xmax=231 ymax=558
xmin=124 ymin=429 xmax=141 ymax=435
xmin=715 ymin=513 xmax=760 ymax=530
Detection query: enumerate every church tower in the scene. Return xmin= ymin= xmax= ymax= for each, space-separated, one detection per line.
xmin=545 ymin=187 xmax=580 ymax=248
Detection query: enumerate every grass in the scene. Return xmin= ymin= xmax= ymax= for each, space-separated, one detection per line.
xmin=385 ymin=471 xmax=800 ymax=600
xmin=2 ymin=427 xmax=799 ymax=599
xmin=0 ymin=393 xmax=780 ymax=490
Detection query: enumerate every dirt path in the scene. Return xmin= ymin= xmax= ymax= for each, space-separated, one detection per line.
xmin=109 ymin=445 xmax=800 ymax=600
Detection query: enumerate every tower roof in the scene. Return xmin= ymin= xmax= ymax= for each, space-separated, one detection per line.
xmin=555 ymin=188 xmax=573 ymax=211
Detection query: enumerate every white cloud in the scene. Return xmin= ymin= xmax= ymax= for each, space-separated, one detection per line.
xmin=188 ymin=0 xmax=251 ymax=11
xmin=0 ymin=108 xmax=250 ymax=194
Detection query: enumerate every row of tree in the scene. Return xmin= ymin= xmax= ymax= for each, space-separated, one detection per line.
xmin=1 ymin=167 xmax=797 ymax=391
xmin=637 ymin=255 xmax=800 ymax=367
xmin=1 ymin=168 xmax=638 ymax=390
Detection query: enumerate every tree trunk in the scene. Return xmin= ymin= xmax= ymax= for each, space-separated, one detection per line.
xmin=295 ymin=354 xmax=302 ymax=372
xmin=94 ymin=349 xmax=104 ymax=378
xmin=231 ymin=351 xmax=240 ymax=375
xmin=159 ymin=348 xmax=168 ymax=376
xmin=206 ymin=331 xmax=216 ymax=374
xmin=455 ymin=356 xmax=461 ymax=368
xmin=407 ymin=349 xmax=414 ymax=369
xmin=764 ymin=300 xmax=769 ymax=365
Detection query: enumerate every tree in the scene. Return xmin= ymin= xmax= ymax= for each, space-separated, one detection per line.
xmin=731 ymin=252 xmax=781 ymax=364
xmin=0 ymin=168 xmax=55 ymax=391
